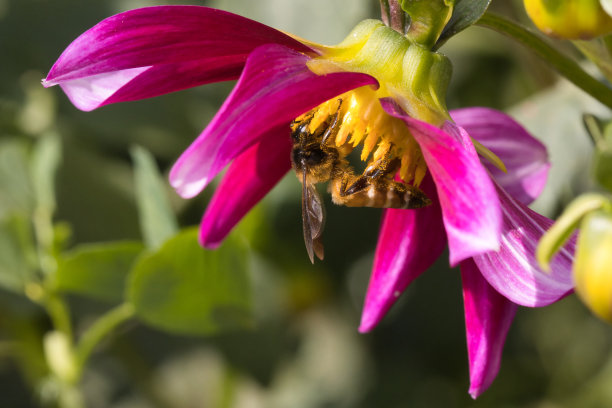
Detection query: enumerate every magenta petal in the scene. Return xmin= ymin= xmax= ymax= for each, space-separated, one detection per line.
xmin=381 ymin=100 xmax=501 ymax=265
xmin=170 ymin=44 xmax=378 ymax=198
xmin=451 ymin=107 xmax=550 ymax=206
xmin=461 ymin=259 xmax=517 ymax=399
xmin=359 ymin=176 xmax=446 ymax=332
xmin=200 ymin=125 xmax=292 ymax=248
xmin=43 ymin=6 xmax=313 ymax=111
xmin=473 ymin=183 xmax=575 ymax=307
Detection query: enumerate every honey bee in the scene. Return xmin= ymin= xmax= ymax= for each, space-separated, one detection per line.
xmin=290 ymin=100 xmax=431 ymax=263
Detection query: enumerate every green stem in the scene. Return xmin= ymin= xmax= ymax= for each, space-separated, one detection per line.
xmin=574 ymin=36 xmax=612 ymax=83
xmin=45 ymin=293 xmax=73 ymax=341
xmin=218 ymin=367 xmax=237 ymax=408
xmin=477 ymin=13 xmax=612 ymax=110
xmin=74 ymin=303 xmax=135 ymax=379
xmin=380 ymin=0 xmax=409 ymax=35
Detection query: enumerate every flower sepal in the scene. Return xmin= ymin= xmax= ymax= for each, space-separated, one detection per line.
xmin=309 ymin=19 xmax=452 ymax=125
xmin=396 ymin=0 xmax=455 ymax=48
xmin=537 ymin=193 xmax=610 ymax=271
xmin=379 ymin=0 xmax=456 ymax=47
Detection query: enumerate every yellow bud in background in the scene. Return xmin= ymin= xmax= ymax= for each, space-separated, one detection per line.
xmin=524 ymin=0 xmax=612 ymax=39
xmin=574 ymin=210 xmax=612 ymax=323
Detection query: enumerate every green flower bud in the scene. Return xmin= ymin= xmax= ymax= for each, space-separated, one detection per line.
xmin=524 ymin=0 xmax=612 ymax=39
xmin=574 ymin=209 xmax=612 ymax=322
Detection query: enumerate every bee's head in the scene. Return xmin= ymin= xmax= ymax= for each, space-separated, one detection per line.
xmin=290 ymin=121 xmax=309 ymax=143
xmin=292 ymin=144 xmax=327 ymax=169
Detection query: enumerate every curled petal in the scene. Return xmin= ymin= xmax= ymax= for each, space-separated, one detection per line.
xmin=43 ymin=6 xmax=313 ymax=111
xmin=451 ymin=108 xmax=550 ymax=206
xmin=170 ymin=44 xmax=378 ymax=198
xmin=473 ymin=183 xmax=575 ymax=307
xmin=200 ymin=126 xmax=292 ymax=248
xmin=381 ymin=100 xmax=501 ymax=265
xmin=461 ymin=260 xmax=517 ymax=399
xmin=359 ymin=176 xmax=446 ymax=332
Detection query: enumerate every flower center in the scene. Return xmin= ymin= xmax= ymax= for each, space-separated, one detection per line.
xmin=293 ymin=85 xmax=427 ymax=187
xmin=291 ymin=19 xmax=458 ymax=189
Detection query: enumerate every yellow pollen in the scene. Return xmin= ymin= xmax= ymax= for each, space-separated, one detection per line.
xmin=294 ymin=86 xmax=427 ymax=186
xmin=308 ymin=98 xmax=340 ymax=133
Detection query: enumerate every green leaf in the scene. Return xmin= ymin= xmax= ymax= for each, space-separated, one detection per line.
xmin=583 ymin=114 xmax=612 ymax=192
xmin=31 ymin=135 xmax=62 ymax=213
xmin=30 ymin=135 xmax=63 ymax=258
xmin=127 ymin=228 xmax=252 ymax=336
xmin=55 ymin=143 xmax=140 ymax=242
xmin=0 ymin=214 xmax=37 ymax=292
xmin=55 ymin=242 xmax=144 ymax=302
xmin=594 ymin=148 xmax=612 ymax=192
xmin=436 ymin=0 xmax=492 ymax=48
xmin=583 ymin=113 xmax=605 ymax=145
xmin=131 ymin=146 xmax=178 ymax=249
xmin=0 ymin=140 xmax=34 ymax=219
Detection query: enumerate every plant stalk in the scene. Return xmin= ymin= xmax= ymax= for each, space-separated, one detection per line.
xmin=477 ymin=13 xmax=612 ymax=110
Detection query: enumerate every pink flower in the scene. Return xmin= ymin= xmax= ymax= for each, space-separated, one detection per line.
xmin=43 ymin=5 xmax=575 ymax=397
xmin=363 ymin=105 xmax=575 ymax=397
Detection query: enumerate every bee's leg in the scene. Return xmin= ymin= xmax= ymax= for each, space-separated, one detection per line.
xmin=363 ymin=151 xmax=401 ymax=180
xmin=340 ymin=175 xmax=369 ymax=196
xmin=339 ymin=173 xmax=349 ymax=194
xmin=320 ymin=99 xmax=343 ymax=146
xmin=335 ymin=165 xmax=367 ymax=197
xmin=341 ymin=161 xmax=387 ymax=197
xmin=290 ymin=111 xmax=314 ymax=130
xmin=342 ymin=149 xmax=401 ymax=196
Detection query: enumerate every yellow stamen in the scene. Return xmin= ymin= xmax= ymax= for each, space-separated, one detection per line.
xmin=400 ymin=152 xmax=413 ymax=183
xmin=361 ymin=131 xmax=378 ymax=161
xmin=308 ymin=98 xmax=340 ymax=133
xmin=295 ymin=86 xmax=427 ymax=187
xmin=414 ymin=156 xmax=427 ymax=186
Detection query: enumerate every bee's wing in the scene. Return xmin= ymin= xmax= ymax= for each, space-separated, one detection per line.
xmin=301 ymin=172 xmax=325 ymax=263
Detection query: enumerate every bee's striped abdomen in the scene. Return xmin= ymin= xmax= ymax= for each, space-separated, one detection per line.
xmin=329 ymin=177 xmax=430 ymax=209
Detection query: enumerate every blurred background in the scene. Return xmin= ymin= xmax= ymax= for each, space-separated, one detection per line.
xmin=1 ymin=0 xmax=612 ymax=407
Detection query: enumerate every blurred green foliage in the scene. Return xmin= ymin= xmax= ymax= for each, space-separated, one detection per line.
xmin=0 ymin=0 xmax=611 ymax=407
